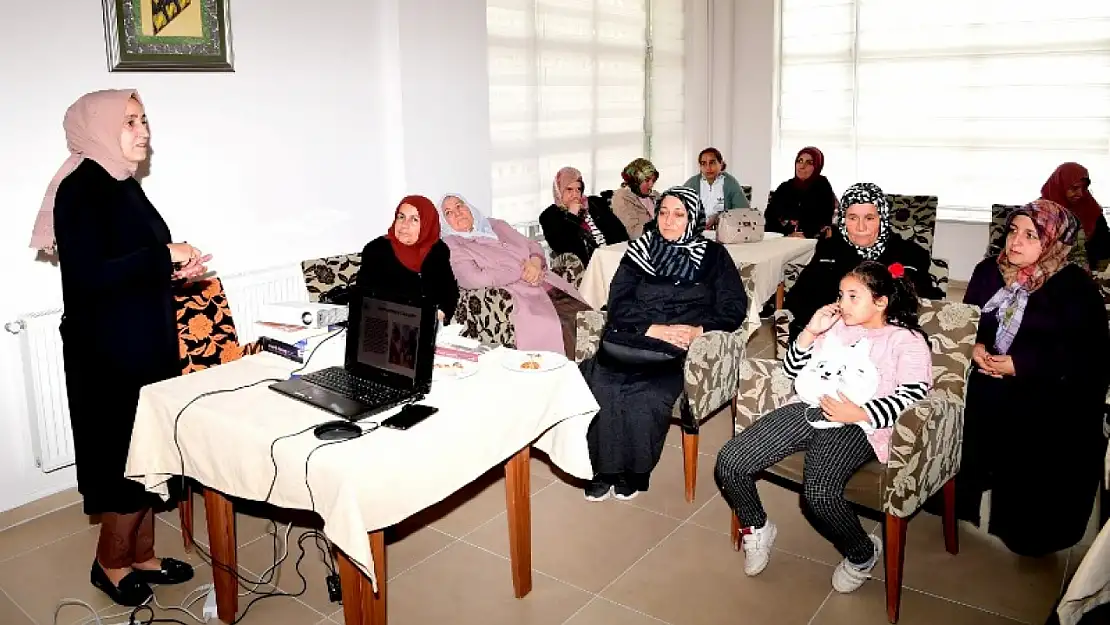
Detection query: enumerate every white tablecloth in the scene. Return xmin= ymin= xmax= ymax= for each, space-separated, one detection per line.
xmin=1056 ymin=451 xmax=1110 ymax=624
xmin=124 ymin=349 xmax=598 ymax=590
xmin=578 ymin=236 xmax=818 ymax=327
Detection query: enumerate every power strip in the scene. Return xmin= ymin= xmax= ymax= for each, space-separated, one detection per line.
xmin=202 ymin=587 xmax=218 ymax=622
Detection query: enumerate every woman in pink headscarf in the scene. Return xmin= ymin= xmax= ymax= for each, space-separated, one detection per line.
xmin=29 ymin=90 xmax=203 ymax=606
xmin=539 ymin=166 xmax=628 ymax=265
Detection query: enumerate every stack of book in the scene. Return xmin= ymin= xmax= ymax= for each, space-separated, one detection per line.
xmin=255 ymin=321 xmax=342 ymax=363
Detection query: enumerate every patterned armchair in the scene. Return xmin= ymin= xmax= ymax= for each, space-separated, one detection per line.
xmin=741 ymin=185 xmax=753 ymax=203
xmin=302 ymin=253 xmax=362 ymax=303
xmin=732 ymin=299 xmax=980 ymax=623
xmin=551 ymin=252 xmax=587 ymax=289
xmin=574 ymin=263 xmax=759 ymax=502
xmin=453 ymin=287 xmax=517 ymax=348
xmin=174 ymin=277 xmax=260 ymax=550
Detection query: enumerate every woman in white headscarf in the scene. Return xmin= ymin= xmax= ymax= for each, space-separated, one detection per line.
xmin=439 ymin=193 xmax=590 ymax=357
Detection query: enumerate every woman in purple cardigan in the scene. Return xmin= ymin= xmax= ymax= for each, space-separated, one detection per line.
xmin=439 ymin=194 xmax=591 ymax=357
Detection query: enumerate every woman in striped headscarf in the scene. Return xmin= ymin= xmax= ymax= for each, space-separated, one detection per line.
xmin=578 ymin=186 xmax=749 ymax=501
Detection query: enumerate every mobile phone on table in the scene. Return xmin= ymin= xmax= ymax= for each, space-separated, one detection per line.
xmin=381 ymin=404 xmax=439 ymax=430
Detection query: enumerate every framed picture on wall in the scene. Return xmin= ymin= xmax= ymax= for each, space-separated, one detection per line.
xmin=101 ymin=0 xmax=233 ymax=71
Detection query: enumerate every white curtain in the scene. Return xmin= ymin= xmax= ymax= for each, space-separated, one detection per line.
xmin=488 ymin=0 xmax=688 ymax=224
xmin=777 ymin=0 xmax=1110 ymax=219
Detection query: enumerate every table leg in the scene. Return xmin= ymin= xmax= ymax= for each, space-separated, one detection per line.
xmin=203 ymin=489 xmax=238 ymax=623
xmin=504 ymin=447 xmax=532 ymax=598
xmin=337 ymin=531 xmax=387 ymax=625
xmin=776 ymin=282 xmax=785 ymax=309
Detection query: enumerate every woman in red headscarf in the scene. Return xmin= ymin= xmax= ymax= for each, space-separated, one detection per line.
xmin=765 ymin=146 xmax=838 ymax=239
xmin=1040 ymin=162 xmax=1110 ymax=270
xmin=356 ymin=195 xmax=460 ymax=321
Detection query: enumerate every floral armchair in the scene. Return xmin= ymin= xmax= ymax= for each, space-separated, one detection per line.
xmin=732 ymin=299 xmax=980 ymax=623
xmin=174 ymin=277 xmax=259 ymax=550
xmin=574 ymin=263 xmax=759 ymax=502
xmin=302 ymin=253 xmax=362 ymax=303
xmin=551 ymin=252 xmax=587 ymax=289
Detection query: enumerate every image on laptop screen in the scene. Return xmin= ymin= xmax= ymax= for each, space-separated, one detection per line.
xmin=356 ymin=297 xmax=422 ymax=379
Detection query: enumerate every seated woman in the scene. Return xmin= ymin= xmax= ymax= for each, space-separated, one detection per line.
xmin=610 ymin=158 xmax=662 ymax=239
xmin=539 ymin=166 xmax=628 ymax=266
xmin=765 ymin=147 xmax=837 ymax=239
xmin=959 ymin=200 xmax=1109 ymax=557
xmin=683 ymin=147 xmax=750 ymax=229
xmin=579 ymin=186 xmax=748 ymax=501
xmin=439 ymin=194 xmax=590 ymax=357
xmin=1041 ymin=162 xmax=1110 ymax=271
xmin=784 ymin=182 xmax=943 ymax=340
xmin=357 ymin=195 xmax=459 ymax=321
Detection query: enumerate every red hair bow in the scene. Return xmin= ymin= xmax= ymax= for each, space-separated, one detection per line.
xmin=888 ymin=263 xmax=905 ymax=279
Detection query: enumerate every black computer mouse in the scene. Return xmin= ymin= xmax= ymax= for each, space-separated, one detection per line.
xmin=313 ymin=420 xmax=363 ymax=441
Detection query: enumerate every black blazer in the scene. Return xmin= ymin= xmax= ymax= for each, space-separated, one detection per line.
xmin=355 ymin=237 xmax=460 ymax=322
xmin=784 ymin=232 xmax=943 ymax=338
xmin=765 ymin=177 xmax=838 ymax=239
xmin=539 ymin=196 xmax=629 ymax=265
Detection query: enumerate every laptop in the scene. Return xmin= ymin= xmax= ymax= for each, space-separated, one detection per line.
xmin=269 ymin=291 xmax=436 ymax=420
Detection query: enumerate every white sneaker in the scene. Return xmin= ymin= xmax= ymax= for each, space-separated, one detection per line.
xmin=832 ymin=534 xmax=882 ymax=593
xmin=740 ymin=521 xmax=778 ymax=576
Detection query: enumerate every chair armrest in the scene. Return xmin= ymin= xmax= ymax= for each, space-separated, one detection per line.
xmin=772 ymin=310 xmax=793 ymax=360
xmin=551 ymin=253 xmax=586 ymax=289
xmin=734 ymin=358 xmax=795 ymax=435
xmin=930 ymin=258 xmax=950 ymax=297
xmin=783 ymin=262 xmax=805 ymax=294
xmin=882 ymin=389 xmax=965 ymax=518
xmin=683 ymin=330 xmax=747 ymax=420
xmin=454 ymin=287 xmax=516 ymax=348
xmin=574 ymin=310 xmax=607 ymax=362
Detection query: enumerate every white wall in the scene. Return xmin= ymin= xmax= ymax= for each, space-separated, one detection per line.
xmin=0 ymin=0 xmax=415 ymax=512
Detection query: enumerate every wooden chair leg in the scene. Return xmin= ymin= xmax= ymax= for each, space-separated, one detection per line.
xmin=776 ymin=282 xmax=785 ymax=309
xmin=884 ymin=514 xmax=908 ymax=624
xmin=731 ymin=512 xmax=741 ymax=551
xmin=179 ymin=482 xmax=194 ymax=552
xmin=942 ymin=478 xmax=959 ymax=554
xmin=681 ymin=431 xmax=698 ymax=502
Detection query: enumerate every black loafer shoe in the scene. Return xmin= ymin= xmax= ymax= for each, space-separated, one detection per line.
xmin=131 ymin=557 xmax=195 ymax=585
xmin=91 ymin=562 xmax=153 ymax=607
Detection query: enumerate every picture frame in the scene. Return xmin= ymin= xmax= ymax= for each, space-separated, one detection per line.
xmin=101 ymin=0 xmax=234 ymax=72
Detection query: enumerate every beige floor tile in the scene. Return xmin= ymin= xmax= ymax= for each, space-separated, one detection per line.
xmin=466 ymin=483 xmax=681 ymax=592
xmin=564 ymin=598 xmax=674 ymax=625
xmin=238 ymin=522 xmax=456 ymax=616
xmin=617 ymin=444 xmax=717 ymax=521
xmin=400 ymin=466 xmax=553 ymax=538
xmin=602 ymin=523 xmax=833 ymax=625
xmin=0 ymin=503 xmax=94 ymax=563
xmin=900 ymin=516 xmax=1066 ymax=623
xmin=813 ymin=580 xmax=1021 ymax=625
xmin=385 ymin=541 xmax=592 ymax=625
xmin=663 ymin=406 xmax=735 ymax=457
xmin=687 ymin=484 xmax=878 ymax=566
xmin=531 ymin=450 xmax=580 ymax=485
xmin=746 ymin=320 xmax=775 ymax=355
xmin=0 ymin=589 xmax=34 ymax=625
xmin=0 ymin=527 xmax=113 ymax=624
xmin=157 ymin=491 xmax=291 ymax=550
xmin=0 ymin=488 xmax=82 ymax=533
xmin=213 ymin=593 xmax=327 ymax=625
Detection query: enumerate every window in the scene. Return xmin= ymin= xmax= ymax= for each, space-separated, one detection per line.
xmin=487 ymin=0 xmax=687 ymax=224
xmin=776 ymin=0 xmax=1110 ymax=220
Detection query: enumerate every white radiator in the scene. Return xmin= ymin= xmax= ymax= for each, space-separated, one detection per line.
xmin=6 ymin=263 xmax=309 ymax=474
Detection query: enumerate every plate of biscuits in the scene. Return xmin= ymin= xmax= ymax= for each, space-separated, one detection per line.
xmin=501 ymin=350 xmax=568 ymax=373
xmin=433 ymin=357 xmax=479 ymax=381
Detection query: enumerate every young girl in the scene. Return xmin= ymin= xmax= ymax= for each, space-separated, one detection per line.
xmin=714 ymin=260 xmax=932 ymax=593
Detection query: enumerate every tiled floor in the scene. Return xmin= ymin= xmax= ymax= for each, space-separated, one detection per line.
xmin=0 ymin=289 xmax=1098 ymax=625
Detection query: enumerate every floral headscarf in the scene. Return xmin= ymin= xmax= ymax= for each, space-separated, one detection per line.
xmin=984 ymin=199 xmax=1078 ymax=353
xmin=625 ymin=186 xmax=707 ymax=282
xmin=837 ymin=183 xmax=891 ymax=260
xmin=621 ymin=158 xmax=659 ymax=198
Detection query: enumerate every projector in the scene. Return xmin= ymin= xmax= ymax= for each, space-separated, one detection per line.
xmin=258 ymin=302 xmax=348 ymax=329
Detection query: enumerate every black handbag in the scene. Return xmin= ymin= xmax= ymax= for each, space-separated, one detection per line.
xmin=599 ymin=331 xmax=683 ymax=365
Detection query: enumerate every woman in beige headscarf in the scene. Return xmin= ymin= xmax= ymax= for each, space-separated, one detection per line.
xmin=610 ymin=158 xmax=662 ymax=239
xmin=29 ymin=90 xmax=205 ymax=606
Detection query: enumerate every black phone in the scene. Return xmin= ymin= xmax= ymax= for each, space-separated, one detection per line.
xmin=381 ymin=404 xmax=439 ymax=430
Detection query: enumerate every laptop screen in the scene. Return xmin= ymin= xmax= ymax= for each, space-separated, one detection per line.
xmin=354 ymin=297 xmax=423 ymax=380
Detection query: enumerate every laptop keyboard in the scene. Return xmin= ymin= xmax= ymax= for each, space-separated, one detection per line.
xmin=302 ymin=367 xmax=411 ymax=406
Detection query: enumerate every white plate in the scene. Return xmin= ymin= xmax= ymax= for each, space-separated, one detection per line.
xmin=433 ymin=357 xmax=479 ymax=381
xmin=501 ymin=350 xmax=568 ymax=373
xmin=763 ymin=231 xmax=784 ymax=239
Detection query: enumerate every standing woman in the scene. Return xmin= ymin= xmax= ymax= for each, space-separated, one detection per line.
xmin=683 ymin=147 xmax=750 ymax=229
xmin=29 ymin=90 xmax=200 ymax=606
xmin=1040 ymin=162 xmax=1110 ymax=271
xmin=539 ymin=166 xmax=628 ymax=266
xmin=610 ymin=158 xmax=662 ymax=239
xmin=356 ymin=195 xmax=459 ymax=321
xmin=765 ymin=146 xmax=838 ymax=239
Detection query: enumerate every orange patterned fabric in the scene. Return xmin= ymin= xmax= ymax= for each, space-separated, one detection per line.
xmin=174 ymin=278 xmax=258 ymax=375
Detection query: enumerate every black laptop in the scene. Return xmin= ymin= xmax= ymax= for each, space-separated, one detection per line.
xmin=269 ymin=291 xmax=436 ymax=420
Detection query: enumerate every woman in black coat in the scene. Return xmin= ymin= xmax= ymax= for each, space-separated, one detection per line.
xmin=784 ymin=182 xmax=943 ymax=339
xmin=355 ymin=195 xmax=459 ymax=321
xmin=579 ymin=186 xmax=748 ymax=501
xmin=540 ymin=166 xmax=628 ymax=265
xmin=765 ymin=146 xmax=838 ymax=239
xmin=959 ymin=200 xmax=1109 ymax=556
xmin=29 ymin=90 xmax=198 ymax=606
